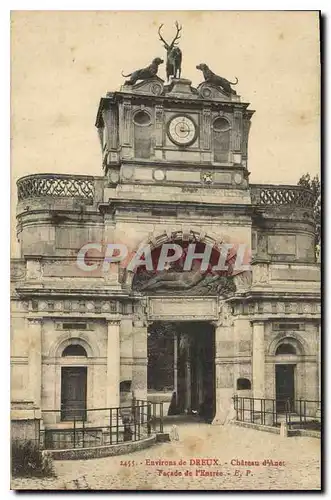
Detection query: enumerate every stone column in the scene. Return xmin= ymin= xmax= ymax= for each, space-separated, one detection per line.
xmin=318 ymin=323 xmax=321 ymax=402
xmin=132 ymin=320 xmax=148 ymax=401
xmin=316 ymin=323 xmax=321 ymax=418
xmin=28 ymin=318 xmax=42 ymax=409
xmin=252 ymin=321 xmax=265 ymax=399
xmin=212 ymin=321 xmax=235 ymax=425
xmin=106 ymin=319 xmax=120 ymax=408
xmin=185 ymin=336 xmax=191 ymax=411
xmin=174 ymin=331 xmax=178 ymax=396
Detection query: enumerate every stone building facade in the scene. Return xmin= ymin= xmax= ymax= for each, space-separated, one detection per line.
xmin=11 ymin=75 xmax=321 ymax=439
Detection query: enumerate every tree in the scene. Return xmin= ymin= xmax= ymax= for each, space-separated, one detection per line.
xmin=297 ymin=173 xmax=321 ymax=256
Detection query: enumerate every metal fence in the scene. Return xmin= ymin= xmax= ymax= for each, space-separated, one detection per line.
xmin=233 ymin=396 xmax=321 ymax=431
xmin=40 ymin=400 xmax=164 ymax=450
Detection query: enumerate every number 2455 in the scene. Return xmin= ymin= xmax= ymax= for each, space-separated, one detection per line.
xmin=120 ymin=460 xmax=135 ymax=467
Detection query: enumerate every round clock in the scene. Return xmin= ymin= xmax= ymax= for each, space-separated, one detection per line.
xmin=167 ymin=115 xmax=197 ymax=146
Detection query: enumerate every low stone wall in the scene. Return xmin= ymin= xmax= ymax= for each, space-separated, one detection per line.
xmin=231 ymin=420 xmax=279 ymax=434
xmin=48 ymin=434 xmax=156 ymax=460
xmin=231 ymin=420 xmax=321 ymax=439
xmin=12 ymin=419 xmax=39 ymax=442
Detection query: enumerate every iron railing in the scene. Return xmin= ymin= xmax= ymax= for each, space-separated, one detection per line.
xmin=40 ymin=400 xmax=164 ymax=450
xmin=250 ymin=184 xmax=315 ymax=208
xmin=233 ymin=396 xmax=321 ymax=431
xmin=17 ymin=173 xmax=95 ymax=202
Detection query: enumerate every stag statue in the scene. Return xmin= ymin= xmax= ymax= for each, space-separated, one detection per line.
xmin=158 ymin=22 xmax=182 ymax=81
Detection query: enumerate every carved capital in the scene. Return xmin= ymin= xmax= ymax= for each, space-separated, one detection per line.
xmin=107 ymin=319 xmax=121 ymax=327
xmin=27 ymin=318 xmax=42 ymax=326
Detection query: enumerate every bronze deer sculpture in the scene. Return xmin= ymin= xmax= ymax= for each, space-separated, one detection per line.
xmin=158 ymin=22 xmax=182 ymax=81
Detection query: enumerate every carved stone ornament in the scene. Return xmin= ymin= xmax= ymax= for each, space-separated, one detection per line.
xmin=218 ymin=302 xmax=234 ymax=327
xmin=197 ymin=82 xmax=232 ymax=102
xmin=202 ymin=171 xmax=213 ymax=184
xmin=133 ymin=269 xmax=236 ymax=297
xmin=11 ymin=262 xmax=26 ymax=281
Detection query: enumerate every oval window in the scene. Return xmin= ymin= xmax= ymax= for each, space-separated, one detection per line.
xmin=213 ymin=117 xmax=231 ymax=132
xmin=133 ymin=110 xmax=151 ymax=126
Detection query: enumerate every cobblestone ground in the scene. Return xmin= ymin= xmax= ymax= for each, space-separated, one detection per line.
xmin=11 ymin=423 xmax=321 ymax=491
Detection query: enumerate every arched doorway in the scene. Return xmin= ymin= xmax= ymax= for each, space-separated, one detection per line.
xmin=275 ymin=342 xmax=297 ymax=412
xmin=61 ymin=344 xmax=88 ymax=421
xmin=147 ymin=321 xmax=216 ymax=422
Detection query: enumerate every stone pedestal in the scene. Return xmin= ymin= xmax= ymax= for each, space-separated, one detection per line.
xmin=252 ymin=321 xmax=265 ymax=399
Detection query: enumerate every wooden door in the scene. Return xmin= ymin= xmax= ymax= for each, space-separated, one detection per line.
xmin=61 ymin=367 xmax=87 ymax=421
xmin=276 ymin=364 xmax=295 ymax=412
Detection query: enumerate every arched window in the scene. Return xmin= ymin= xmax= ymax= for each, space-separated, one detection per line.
xmin=236 ymin=378 xmax=251 ymax=390
xmin=275 ymin=343 xmax=296 ymax=355
xmin=62 ymin=344 xmax=87 ymax=357
xmin=120 ymin=380 xmax=132 ymax=393
xmin=133 ymin=110 xmax=152 ymax=159
xmin=213 ymin=117 xmax=231 ymax=163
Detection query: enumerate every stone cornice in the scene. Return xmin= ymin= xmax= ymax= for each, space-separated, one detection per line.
xmin=14 ymin=286 xmax=130 ymax=300
xmin=98 ymin=199 xmax=254 ymax=216
xmin=246 ymin=315 xmax=321 ymax=322
xmin=229 ymin=291 xmax=321 ymax=301
xmin=24 ymin=313 xmax=122 ymax=321
xmin=95 ymin=93 xmax=254 ymax=127
xmin=120 ymin=158 xmax=249 ymax=170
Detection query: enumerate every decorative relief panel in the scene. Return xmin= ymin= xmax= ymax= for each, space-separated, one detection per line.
xmin=11 ymin=261 xmax=26 ymax=281
xmin=232 ymin=110 xmax=242 ymax=151
xmin=24 ymin=299 xmax=120 ymax=315
xmin=109 ymin=106 xmax=118 ymax=150
xmin=155 ymin=105 xmax=164 ymax=147
xmin=268 ymin=235 xmax=296 ymax=256
xmin=202 ymin=107 xmax=212 ymax=150
xmin=147 ymin=297 xmax=218 ymax=321
xmin=231 ymin=300 xmax=320 ymax=317
xmin=122 ymin=99 xmax=132 ymax=146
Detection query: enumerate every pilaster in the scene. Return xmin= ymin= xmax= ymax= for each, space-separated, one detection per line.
xmin=106 ymin=319 xmax=121 ymax=408
xmin=132 ymin=319 xmax=148 ymax=401
xmin=212 ymin=308 xmax=235 ymax=425
xmin=28 ymin=318 xmax=42 ymax=409
xmin=252 ymin=321 xmax=265 ymax=399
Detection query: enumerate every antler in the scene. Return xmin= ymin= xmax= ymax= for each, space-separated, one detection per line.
xmin=170 ymin=21 xmax=182 ymax=47
xmin=158 ymin=24 xmax=169 ymax=49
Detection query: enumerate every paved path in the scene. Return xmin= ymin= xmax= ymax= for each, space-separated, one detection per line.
xmin=12 ymin=423 xmax=321 ymax=491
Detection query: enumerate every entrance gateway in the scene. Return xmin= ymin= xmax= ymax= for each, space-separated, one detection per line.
xmin=145 ymin=296 xmax=222 ymax=422
xmin=148 ymin=321 xmax=215 ymax=421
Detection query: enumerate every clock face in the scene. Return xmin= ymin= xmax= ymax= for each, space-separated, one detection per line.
xmin=167 ymin=115 xmax=197 ymax=146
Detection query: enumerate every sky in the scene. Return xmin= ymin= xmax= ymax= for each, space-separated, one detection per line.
xmin=10 ymin=11 xmax=320 ymax=253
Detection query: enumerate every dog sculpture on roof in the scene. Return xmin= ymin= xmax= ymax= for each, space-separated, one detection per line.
xmin=122 ymin=57 xmax=164 ymax=85
xmin=196 ymin=63 xmax=238 ymax=95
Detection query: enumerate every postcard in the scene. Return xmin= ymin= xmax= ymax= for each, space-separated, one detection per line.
xmin=10 ymin=10 xmax=321 ymax=491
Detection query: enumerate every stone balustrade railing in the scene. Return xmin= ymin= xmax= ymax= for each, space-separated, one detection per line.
xmin=16 ymin=175 xmax=316 ymax=210
xmin=250 ymin=184 xmax=315 ymax=208
xmin=17 ymin=173 xmax=96 ymax=202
